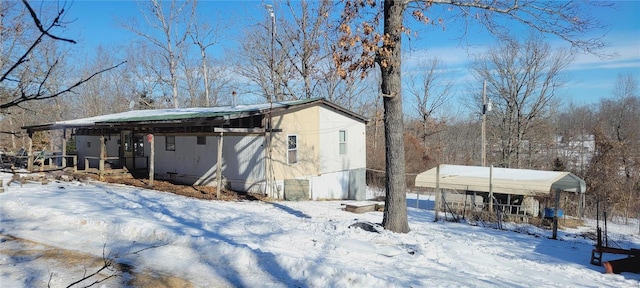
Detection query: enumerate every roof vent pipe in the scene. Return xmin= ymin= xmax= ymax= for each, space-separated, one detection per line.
xmin=232 ymin=91 xmax=237 ymax=107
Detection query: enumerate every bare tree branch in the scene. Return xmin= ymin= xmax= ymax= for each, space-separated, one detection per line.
xmin=0 ymin=1 xmax=76 ymax=83
xmin=21 ymin=0 xmax=76 ymax=44
xmin=1 ymin=61 xmax=127 ymax=110
xmin=427 ymin=0 xmax=610 ymax=55
xmin=1 ymin=1 xmax=128 ymax=113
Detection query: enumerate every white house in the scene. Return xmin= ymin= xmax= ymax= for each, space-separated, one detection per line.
xmin=23 ymin=98 xmax=368 ymax=200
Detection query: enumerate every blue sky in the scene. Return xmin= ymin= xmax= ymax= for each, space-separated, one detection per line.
xmin=55 ymin=1 xmax=640 ymax=110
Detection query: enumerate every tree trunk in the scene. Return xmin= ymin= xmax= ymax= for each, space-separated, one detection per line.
xmin=170 ymin=54 xmax=179 ymax=108
xmin=200 ymin=47 xmax=210 ymax=107
xmin=380 ymin=0 xmax=409 ymax=233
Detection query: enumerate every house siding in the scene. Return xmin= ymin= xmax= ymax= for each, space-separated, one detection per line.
xmin=75 ymin=134 xmax=120 ymax=169
xmin=77 ymin=134 xmax=265 ymax=193
xmin=315 ymin=107 xmax=367 ymax=200
xmin=269 ymin=105 xmax=366 ymax=200
xmin=154 ymin=134 xmax=265 ymax=192
xmin=270 ymin=105 xmax=321 ymax=182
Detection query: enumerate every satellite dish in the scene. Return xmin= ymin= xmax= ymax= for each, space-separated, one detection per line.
xmin=128 ymin=100 xmax=136 ymax=110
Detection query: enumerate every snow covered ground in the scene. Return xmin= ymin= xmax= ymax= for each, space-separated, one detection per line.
xmin=1 ymin=172 xmax=639 ymax=288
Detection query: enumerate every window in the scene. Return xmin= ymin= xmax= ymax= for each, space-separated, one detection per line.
xmin=123 ymin=133 xmax=132 ymax=153
xmin=134 ymin=135 xmax=144 ymax=156
xmin=287 ymin=135 xmax=298 ymax=164
xmin=339 ymin=130 xmax=347 ymax=155
xmin=165 ymin=136 xmax=175 ymax=151
xmin=197 ymin=136 xmax=206 ymax=145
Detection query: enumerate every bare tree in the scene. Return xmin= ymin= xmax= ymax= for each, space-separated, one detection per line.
xmin=278 ymin=0 xmax=334 ymax=99
xmin=436 ymin=116 xmax=482 ymax=165
xmin=588 ymin=74 xmax=640 ymax=223
xmin=470 ymin=34 xmax=573 ymax=168
xmin=407 ymin=58 xmax=453 ymax=149
xmin=123 ymin=0 xmax=196 ymax=108
xmin=553 ymin=103 xmax=596 ymax=177
xmin=336 ymin=0 xmax=608 ymax=233
xmin=71 ymin=46 xmax=135 ymax=117
xmin=124 ymin=42 xmax=166 ymax=109
xmin=189 ymin=17 xmax=227 ymax=107
xmin=179 ymin=53 xmax=204 ymax=107
xmin=234 ymin=19 xmax=290 ymax=101
xmin=0 ymin=1 xmax=123 ymax=151
xmin=0 ymin=1 xmax=124 ymax=111
xmin=236 ymin=1 xmax=328 ymax=102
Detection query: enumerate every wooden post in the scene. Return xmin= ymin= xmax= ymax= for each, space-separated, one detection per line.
xmin=62 ymin=129 xmax=67 ymax=168
xmin=579 ymin=193 xmax=585 ymax=219
xmin=27 ymin=133 xmax=33 ymax=172
xmin=552 ymin=188 xmax=561 ymax=240
xmin=489 ymin=165 xmax=494 ymax=213
xmin=216 ymin=132 xmax=224 ymax=199
xmin=148 ymin=134 xmax=154 ymax=186
xmin=99 ymin=135 xmax=106 ymax=180
xmin=434 ymin=165 xmax=440 ymax=221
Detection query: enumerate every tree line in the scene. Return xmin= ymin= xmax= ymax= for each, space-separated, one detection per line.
xmin=2 ymin=1 xmax=636 ymax=232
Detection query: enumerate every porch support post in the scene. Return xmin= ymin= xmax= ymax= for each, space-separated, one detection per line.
xmin=27 ymin=131 xmax=33 ymax=172
xmin=489 ymin=165 xmax=494 ymax=213
xmin=552 ymin=188 xmax=561 ymax=240
xmin=578 ymin=192 xmax=584 ymax=219
xmin=62 ymin=129 xmax=67 ymax=168
xmin=148 ymin=133 xmax=154 ymax=186
xmin=434 ymin=164 xmax=440 ymax=221
xmin=99 ymin=134 xmax=106 ymax=180
xmin=216 ymin=132 xmax=224 ymax=199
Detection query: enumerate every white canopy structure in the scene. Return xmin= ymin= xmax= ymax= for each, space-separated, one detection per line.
xmin=415 ymin=164 xmax=586 ymax=196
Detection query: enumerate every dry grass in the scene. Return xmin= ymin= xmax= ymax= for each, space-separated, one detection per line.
xmin=558 ymin=217 xmax=585 ymax=229
xmin=0 ymin=234 xmax=194 ymax=287
xmin=128 ymin=269 xmax=194 ymax=288
xmin=103 ymin=175 xmax=270 ymax=202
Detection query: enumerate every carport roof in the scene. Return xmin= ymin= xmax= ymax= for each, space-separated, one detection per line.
xmin=414 ymin=164 xmax=586 ymax=196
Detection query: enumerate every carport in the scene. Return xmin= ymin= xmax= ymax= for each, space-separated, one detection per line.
xmin=415 ymin=164 xmax=586 ymax=238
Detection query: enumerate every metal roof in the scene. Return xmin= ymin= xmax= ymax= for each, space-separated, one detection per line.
xmin=23 ymin=98 xmax=367 ymax=131
xmin=414 ymin=164 xmax=586 ymax=196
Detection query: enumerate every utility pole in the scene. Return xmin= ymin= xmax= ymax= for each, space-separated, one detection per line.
xmin=481 ymin=81 xmax=491 ymax=166
xmin=265 ymin=3 xmax=276 ymax=198
xmin=266 ymin=4 xmax=276 ymax=102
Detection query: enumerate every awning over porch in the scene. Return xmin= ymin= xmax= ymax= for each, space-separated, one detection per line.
xmin=415 ymin=164 xmax=586 ymax=196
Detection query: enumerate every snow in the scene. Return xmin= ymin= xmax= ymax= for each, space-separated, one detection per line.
xmin=44 ymin=101 xmax=291 ymax=126
xmin=1 ymin=172 xmax=639 ymax=288
xmin=437 ymin=164 xmax=568 ymax=181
